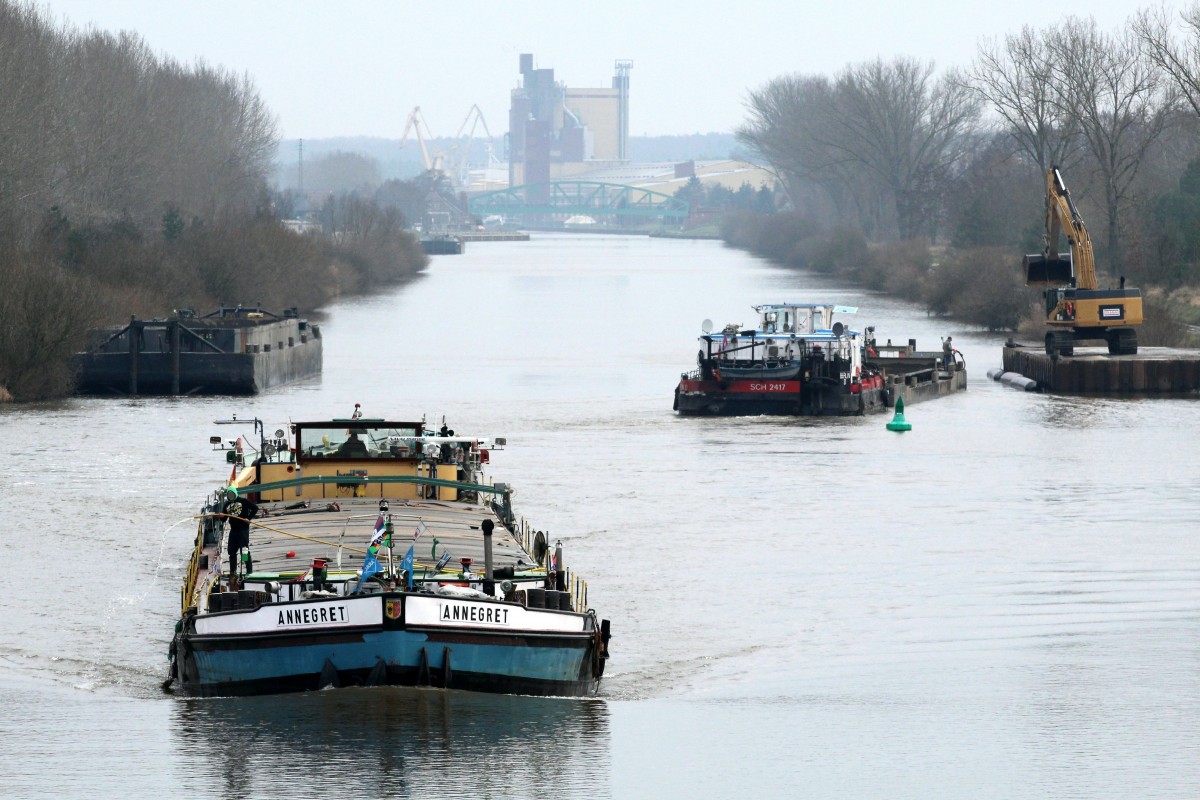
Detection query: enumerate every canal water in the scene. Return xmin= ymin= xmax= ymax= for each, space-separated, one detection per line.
xmin=1 ymin=234 xmax=1197 ymax=798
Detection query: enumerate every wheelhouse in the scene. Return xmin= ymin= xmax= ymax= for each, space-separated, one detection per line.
xmin=243 ymin=419 xmax=498 ymax=504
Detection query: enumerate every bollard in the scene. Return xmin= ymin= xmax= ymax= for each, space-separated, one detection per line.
xmin=482 ymin=519 xmax=495 ymax=596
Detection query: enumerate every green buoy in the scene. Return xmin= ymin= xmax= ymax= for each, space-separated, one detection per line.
xmin=886 ymin=396 xmax=912 ymax=432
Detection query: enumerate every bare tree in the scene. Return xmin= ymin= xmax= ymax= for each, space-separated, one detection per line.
xmin=0 ymin=2 xmax=63 ymax=240
xmin=836 ymin=59 xmax=981 ymax=239
xmin=740 ymin=58 xmax=980 ymax=241
xmin=0 ymin=4 xmax=279 ymax=238
xmin=739 ymin=75 xmax=838 ymax=208
xmin=1051 ymin=16 xmax=1178 ymax=270
xmin=1135 ymin=3 xmax=1200 ymax=117
xmin=970 ymin=25 xmax=1083 ymax=174
xmin=742 ymin=71 xmax=903 ymax=235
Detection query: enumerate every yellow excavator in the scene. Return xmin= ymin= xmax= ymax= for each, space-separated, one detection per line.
xmin=1024 ymin=167 xmax=1143 ymax=357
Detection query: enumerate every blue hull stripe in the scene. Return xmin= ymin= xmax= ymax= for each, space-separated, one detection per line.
xmin=190 ymin=629 xmax=590 ymax=687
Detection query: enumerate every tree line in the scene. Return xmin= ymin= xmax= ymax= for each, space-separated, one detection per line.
xmin=0 ymin=1 xmax=426 ymax=401
xmin=731 ymin=7 xmax=1200 ymax=340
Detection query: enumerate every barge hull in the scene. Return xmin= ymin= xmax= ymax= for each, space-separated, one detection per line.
xmin=174 ymin=595 xmax=600 ymax=698
xmin=675 ymin=381 xmax=886 ymax=416
xmin=76 ymin=346 xmax=322 ymax=395
xmin=76 ymin=313 xmax=322 ymax=396
xmin=180 ymin=628 xmax=598 ymax=697
xmin=674 ymin=368 xmax=965 ymax=417
xmin=878 ymin=363 xmax=968 ymax=406
xmin=421 ymin=237 xmax=465 ymax=255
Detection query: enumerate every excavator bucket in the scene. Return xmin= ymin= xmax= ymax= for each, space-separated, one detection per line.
xmin=1024 ymin=252 xmax=1074 ymax=286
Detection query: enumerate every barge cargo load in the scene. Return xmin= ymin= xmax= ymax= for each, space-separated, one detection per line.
xmin=76 ymin=306 xmax=322 ymax=396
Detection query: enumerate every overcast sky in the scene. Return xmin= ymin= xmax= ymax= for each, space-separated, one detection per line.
xmin=40 ymin=0 xmax=1148 ymax=141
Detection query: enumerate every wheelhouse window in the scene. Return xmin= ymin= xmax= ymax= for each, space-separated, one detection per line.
xmin=298 ymin=423 xmax=423 ymax=459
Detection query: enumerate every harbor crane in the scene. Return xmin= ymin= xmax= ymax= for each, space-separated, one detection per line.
xmin=447 ymin=104 xmax=500 ymax=188
xmin=399 ymin=106 xmax=444 ymax=173
xmin=400 ymin=105 xmax=499 ymax=190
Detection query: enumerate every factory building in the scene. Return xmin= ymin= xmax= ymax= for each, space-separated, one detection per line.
xmin=508 ymin=54 xmax=631 ymax=188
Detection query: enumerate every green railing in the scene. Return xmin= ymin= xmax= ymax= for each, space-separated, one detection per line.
xmin=244 ymin=474 xmax=510 ymax=495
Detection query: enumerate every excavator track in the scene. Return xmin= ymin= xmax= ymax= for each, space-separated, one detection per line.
xmin=1107 ymin=327 xmax=1138 ymax=356
xmin=1045 ymin=331 xmax=1074 ymax=359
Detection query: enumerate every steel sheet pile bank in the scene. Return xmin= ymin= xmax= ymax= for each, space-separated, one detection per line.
xmin=1000 ymin=344 xmax=1200 ymax=394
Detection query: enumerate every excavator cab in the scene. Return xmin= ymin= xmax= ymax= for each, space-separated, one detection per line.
xmin=1045 ymin=288 xmax=1073 ymax=320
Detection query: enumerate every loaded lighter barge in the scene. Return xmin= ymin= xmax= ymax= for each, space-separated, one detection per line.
xmin=166 ymin=407 xmax=610 ymax=697
xmin=673 ymin=303 xmax=966 ymax=416
xmin=76 ymin=306 xmax=321 ymax=396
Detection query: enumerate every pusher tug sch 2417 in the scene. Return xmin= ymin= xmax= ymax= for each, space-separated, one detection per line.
xmin=674 ymin=302 xmax=967 ymax=416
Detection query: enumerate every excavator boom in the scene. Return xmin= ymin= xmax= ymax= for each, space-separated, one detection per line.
xmin=1024 ymin=167 xmax=1097 ymax=289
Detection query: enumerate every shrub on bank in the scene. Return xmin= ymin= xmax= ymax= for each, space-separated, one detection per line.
xmin=809 ymin=226 xmax=872 ymax=278
xmin=721 ymin=210 xmax=821 ymax=267
xmin=175 ymin=218 xmax=331 ymax=311
xmin=36 ymin=210 xmax=427 ymax=318
xmin=0 ymin=253 xmax=107 ymax=401
xmin=1125 ymin=294 xmax=1191 ymax=347
xmin=863 ymin=240 xmax=928 ymax=296
xmin=935 ymin=247 xmax=1032 ymax=331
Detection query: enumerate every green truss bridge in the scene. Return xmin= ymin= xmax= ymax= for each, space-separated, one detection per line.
xmin=467 ymin=181 xmax=689 ymax=225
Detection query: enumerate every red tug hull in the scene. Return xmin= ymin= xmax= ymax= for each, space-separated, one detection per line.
xmin=674 ymin=374 xmax=887 ymax=416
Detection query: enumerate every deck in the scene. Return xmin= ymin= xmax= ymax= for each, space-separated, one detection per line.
xmin=232 ymin=498 xmax=535 ymax=582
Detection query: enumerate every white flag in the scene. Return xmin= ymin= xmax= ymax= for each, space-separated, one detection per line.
xmin=414 ymin=520 xmax=427 ymax=541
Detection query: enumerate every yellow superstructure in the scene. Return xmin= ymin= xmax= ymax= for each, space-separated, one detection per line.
xmin=255 ymin=459 xmax=459 ymax=502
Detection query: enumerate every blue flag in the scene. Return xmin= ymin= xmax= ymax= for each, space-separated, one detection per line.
xmin=354 ymin=545 xmax=381 ymax=594
xmin=399 ymin=545 xmax=416 ymax=590
xmin=435 ymin=550 xmax=452 ymax=572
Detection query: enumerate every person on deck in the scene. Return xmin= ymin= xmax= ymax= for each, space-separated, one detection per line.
xmin=222 ymin=491 xmax=259 ymax=590
xmin=942 ymin=336 xmax=954 ymax=371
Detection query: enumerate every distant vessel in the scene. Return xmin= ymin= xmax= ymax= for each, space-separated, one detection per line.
xmin=166 ymin=407 xmax=610 ymax=697
xmin=420 ymin=235 xmax=465 ymax=255
xmin=76 ymin=306 xmax=321 ymax=396
xmin=674 ymin=302 xmax=966 ymax=416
